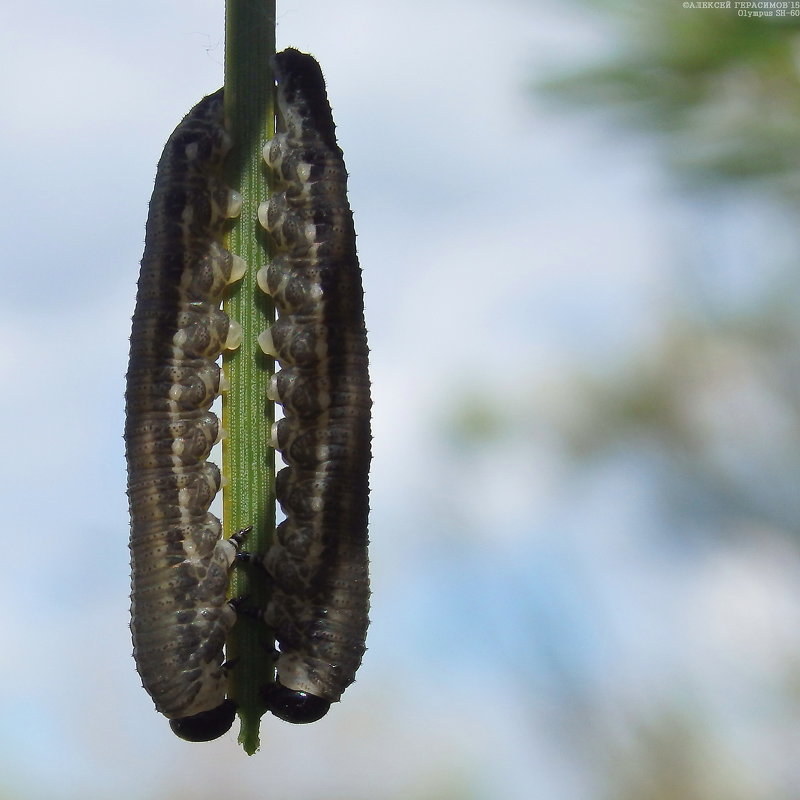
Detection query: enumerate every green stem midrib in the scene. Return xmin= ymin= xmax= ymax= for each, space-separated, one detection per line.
xmin=222 ymin=0 xmax=276 ymax=756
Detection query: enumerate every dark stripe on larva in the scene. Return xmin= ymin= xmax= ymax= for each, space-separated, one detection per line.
xmin=125 ymin=89 xmax=246 ymax=742
xmin=257 ymin=48 xmax=371 ymax=724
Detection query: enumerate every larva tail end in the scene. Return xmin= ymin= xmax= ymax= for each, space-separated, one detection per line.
xmin=265 ymin=683 xmax=331 ymax=724
xmin=168 ymin=699 xmax=237 ymax=742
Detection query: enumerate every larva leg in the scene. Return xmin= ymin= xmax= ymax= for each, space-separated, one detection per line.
xmin=219 ymin=553 xmax=334 ymax=725
xmin=166 ymin=528 xmax=252 ymax=741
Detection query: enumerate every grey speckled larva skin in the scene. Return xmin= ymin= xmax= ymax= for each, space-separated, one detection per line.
xmin=257 ymin=48 xmax=371 ymax=721
xmin=125 ymin=90 xmax=245 ymax=740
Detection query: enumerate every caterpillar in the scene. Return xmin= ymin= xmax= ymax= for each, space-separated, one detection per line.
xmin=125 ymin=88 xmax=247 ymax=742
xmin=256 ymin=48 xmax=372 ymax=724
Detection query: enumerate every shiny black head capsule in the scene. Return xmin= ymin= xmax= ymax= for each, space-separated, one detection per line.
xmin=169 ymin=699 xmax=237 ymax=742
xmin=265 ymin=683 xmax=331 ymax=724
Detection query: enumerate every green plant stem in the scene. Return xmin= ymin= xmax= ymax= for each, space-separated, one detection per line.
xmin=222 ymin=0 xmax=276 ymax=756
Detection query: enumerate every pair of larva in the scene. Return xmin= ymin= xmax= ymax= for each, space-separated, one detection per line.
xmin=124 ymin=48 xmax=371 ymax=742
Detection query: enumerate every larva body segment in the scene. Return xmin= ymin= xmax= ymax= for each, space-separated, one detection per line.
xmin=257 ymin=48 xmax=371 ymax=724
xmin=125 ymin=89 xmax=245 ymax=742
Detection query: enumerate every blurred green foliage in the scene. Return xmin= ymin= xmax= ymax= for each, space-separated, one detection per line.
xmin=443 ymin=10 xmax=800 ymax=796
xmin=539 ymin=1 xmax=800 ymax=193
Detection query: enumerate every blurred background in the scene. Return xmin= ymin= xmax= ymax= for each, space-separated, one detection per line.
xmin=3 ymin=0 xmax=800 ymax=797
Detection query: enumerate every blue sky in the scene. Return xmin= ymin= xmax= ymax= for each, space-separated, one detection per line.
xmin=3 ymin=1 xmax=800 ymax=798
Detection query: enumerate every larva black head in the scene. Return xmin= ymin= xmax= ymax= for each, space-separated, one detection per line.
xmin=265 ymin=683 xmax=331 ymax=724
xmin=272 ymin=48 xmax=338 ymax=153
xmin=168 ymin=699 xmax=237 ymax=742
